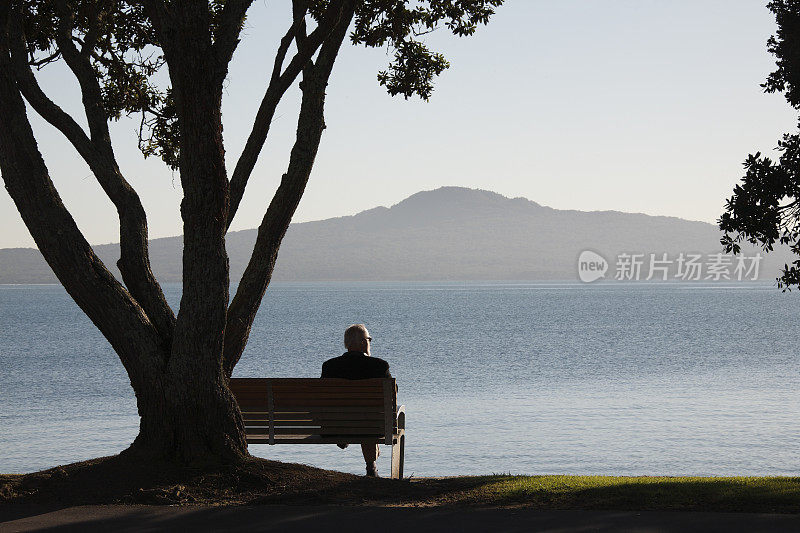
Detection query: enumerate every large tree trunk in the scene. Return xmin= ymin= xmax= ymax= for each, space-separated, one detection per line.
xmin=127 ymin=360 xmax=246 ymax=464
xmin=136 ymin=1 xmax=249 ymax=464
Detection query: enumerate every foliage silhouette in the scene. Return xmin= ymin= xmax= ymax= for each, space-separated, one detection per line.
xmin=720 ymin=0 xmax=800 ymax=289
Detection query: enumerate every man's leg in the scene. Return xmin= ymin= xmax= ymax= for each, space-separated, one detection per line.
xmin=361 ymin=441 xmax=380 ymax=476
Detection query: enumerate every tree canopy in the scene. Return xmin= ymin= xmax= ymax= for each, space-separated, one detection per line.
xmin=16 ymin=0 xmax=502 ymax=169
xmin=719 ymin=0 xmax=800 ymax=289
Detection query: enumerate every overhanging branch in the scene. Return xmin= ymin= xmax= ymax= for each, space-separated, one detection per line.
xmin=53 ymin=0 xmax=109 ymax=145
xmin=226 ymin=0 xmax=345 ymax=230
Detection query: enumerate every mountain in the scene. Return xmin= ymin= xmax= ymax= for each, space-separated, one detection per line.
xmin=0 ymin=186 xmax=791 ymax=283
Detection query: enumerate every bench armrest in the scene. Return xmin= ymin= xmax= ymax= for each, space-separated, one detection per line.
xmin=396 ymin=404 xmax=406 ymax=432
xmin=391 ymin=406 xmax=406 ymax=479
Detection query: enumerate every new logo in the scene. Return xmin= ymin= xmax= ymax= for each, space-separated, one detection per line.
xmin=578 ymin=250 xmax=608 ymax=283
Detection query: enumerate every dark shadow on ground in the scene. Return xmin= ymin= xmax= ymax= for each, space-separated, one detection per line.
xmin=0 ymin=456 xmax=493 ymax=513
xmin=3 ymin=505 xmax=800 ymax=533
xmin=3 ymin=457 xmax=800 ymax=521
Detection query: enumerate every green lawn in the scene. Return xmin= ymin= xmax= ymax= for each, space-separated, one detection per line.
xmin=450 ymin=474 xmax=800 ymax=512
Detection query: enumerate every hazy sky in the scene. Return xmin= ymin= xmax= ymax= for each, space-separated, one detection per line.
xmin=1 ymin=0 xmax=795 ymax=248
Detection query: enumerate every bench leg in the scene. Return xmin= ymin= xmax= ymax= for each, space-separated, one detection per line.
xmin=391 ymin=433 xmax=404 ymax=479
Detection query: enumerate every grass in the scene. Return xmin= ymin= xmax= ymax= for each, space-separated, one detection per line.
xmin=453 ymin=474 xmax=800 ymax=513
xmin=2 ymin=457 xmax=799 ymax=513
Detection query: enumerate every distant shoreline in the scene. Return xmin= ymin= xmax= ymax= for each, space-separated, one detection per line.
xmin=1 ymin=187 xmax=794 ymax=284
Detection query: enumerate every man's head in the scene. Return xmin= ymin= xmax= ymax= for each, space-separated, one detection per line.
xmin=344 ymin=324 xmax=371 ymax=355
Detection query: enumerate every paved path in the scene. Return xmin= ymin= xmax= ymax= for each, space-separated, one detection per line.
xmin=2 ymin=504 xmax=800 ymax=532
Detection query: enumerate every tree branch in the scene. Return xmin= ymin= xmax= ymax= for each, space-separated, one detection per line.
xmin=226 ymin=1 xmax=343 ymax=230
xmin=10 ymin=8 xmax=175 ymax=341
xmin=212 ymin=0 xmax=254 ymax=75
xmin=223 ymin=0 xmax=356 ymax=376
xmin=29 ymin=49 xmax=60 ymax=68
xmin=8 ymin=19 xmax=97 ymax=162
xmin=0 ymin=10 xmax=165 ymax=384
xmin=292 ymin=0 xmax=310 ymax=50
xmin=54 ymin=0 xmax=110 ymax=144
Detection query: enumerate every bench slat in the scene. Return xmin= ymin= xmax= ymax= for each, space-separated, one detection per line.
xmin=237 ymin=389 xmax=382 ymax=397
xmin=243 ymin=419 xmax=386 ymax=427
xmin=241 ymin=412 xmax=385 ymax=420
xmin=244 ymin=421 xmax=385 ymax=428
xmin=272 ymin=393 xmax=384 ymax=400
xmin=246 ymin=436 xmax=396 ymax=445
xmin=270 ymin=384 xmax=384 ymax=390
xmin=273 ymin=391 xmax=384 ymax=397
xmin=268 ymin=414 xmax=383 ymax=424
xmin=272 ymin=404 xmax=383 ymax=410
xmin=273 ymin=404 xmax=383 ymax=410
xmin=280 ymin=421 xmax=384 ymax=428
xmin=244 ymin=418 xmax=385 ymax=428
xmin=241 ymin=410 xmax=387 ymax=417
xmin=274 ymin=406 xmax=384 ymax=413
xmin=247 ymin=427 xmax=384 ymax=436
xmin=267 ymin=378 xmax=386 ymax=386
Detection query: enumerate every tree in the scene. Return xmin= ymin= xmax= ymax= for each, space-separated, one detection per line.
xmin=0 ymin=0 xmax=503 ymax=465
xmin=719 ymin=0 xmax=800 ymax=290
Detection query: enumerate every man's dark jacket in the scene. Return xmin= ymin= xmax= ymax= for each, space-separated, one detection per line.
xmin=321 ymin=351 xmax=392 ymax=380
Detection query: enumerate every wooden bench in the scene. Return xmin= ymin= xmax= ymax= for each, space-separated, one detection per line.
xmin=229 ymin=377 xmax=406 ymax=479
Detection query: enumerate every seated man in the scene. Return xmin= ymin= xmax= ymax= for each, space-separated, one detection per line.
xmin=321 ymin=324 xmax=392 ymax=477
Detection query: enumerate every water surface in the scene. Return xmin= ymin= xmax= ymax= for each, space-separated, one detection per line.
xmin=1 ymin=281 xmax=798 ymax=476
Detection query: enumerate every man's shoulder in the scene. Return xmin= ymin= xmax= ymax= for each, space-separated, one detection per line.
xmin=369 ymin=356 xmax=390 ymax=369
xmin=322 ymin=354 xmax=344 ymax=366
xmin=321 ymin=355 xmax=347 ymax=371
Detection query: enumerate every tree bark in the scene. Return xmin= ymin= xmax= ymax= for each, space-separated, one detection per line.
xmin=127 ymin=367 xmax=245 ymax=464
xmin=139 ymin=1 xmax=248 ymax=462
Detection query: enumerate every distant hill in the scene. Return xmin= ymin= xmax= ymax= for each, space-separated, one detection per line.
xmin=0 ymin=187 xmax=792 ymax=283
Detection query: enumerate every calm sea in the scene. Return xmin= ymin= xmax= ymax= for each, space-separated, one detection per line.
xmin=1 ymin=281 xmax=798 ymax=477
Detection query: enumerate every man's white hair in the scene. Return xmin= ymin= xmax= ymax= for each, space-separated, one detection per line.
xmin=344 ymin=324 xmax=369 ymax=350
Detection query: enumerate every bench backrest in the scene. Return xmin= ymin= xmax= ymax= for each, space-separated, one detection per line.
xmin=229 ymin=378 xmax=398 ymax=445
